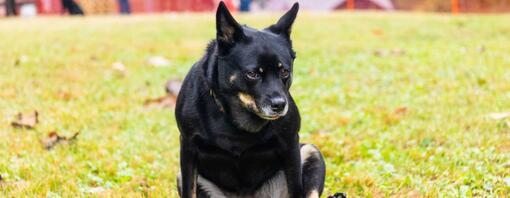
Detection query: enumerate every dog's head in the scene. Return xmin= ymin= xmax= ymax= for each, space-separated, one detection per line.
xmin=211 ymin=2 xmax=299 ymax=130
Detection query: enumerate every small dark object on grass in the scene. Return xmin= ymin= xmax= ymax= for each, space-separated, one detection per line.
xmin=144 ymin=79 xmax=182 ymax=109
xmin=328 ymin=192 xmax=347 ymax=198
xmin=143 ymin=95 xmax=177 ymax=109
xmin=42 ymin=131 xmax=80 ymax=150
xmin=11 ymin=111 xmax=39 ymax=129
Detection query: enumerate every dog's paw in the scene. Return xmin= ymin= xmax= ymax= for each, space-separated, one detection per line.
xmin=327 ymin=192 xmax=347 ymax=198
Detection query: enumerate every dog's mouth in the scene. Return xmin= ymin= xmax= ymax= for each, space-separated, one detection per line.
xmin=256 ymin=112 xmax=285 ymax=120
xmin=238 ymin=93 xmax=287 ymax=120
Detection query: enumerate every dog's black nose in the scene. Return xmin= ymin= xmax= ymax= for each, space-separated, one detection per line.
xmin=270 ymin=97 xmax=287 ymax=113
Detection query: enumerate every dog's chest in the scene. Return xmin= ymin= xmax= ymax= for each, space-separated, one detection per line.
xmin=195 ymin=136 xmax=284 ymax=192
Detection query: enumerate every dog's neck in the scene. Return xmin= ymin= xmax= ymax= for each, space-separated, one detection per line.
xmin=209 ymin=89 xmax=225 ymax=113
xmin=228 ymin=101 xmax=269 ymax=133
xmin=209 ymin=89 xmax=269 ymax=133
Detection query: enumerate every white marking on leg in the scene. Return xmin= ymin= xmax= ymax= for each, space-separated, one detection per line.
xmin=307 ymin=190 xmax=320 ymax=198
xmin=255 ymin=171 xmax=289 ymax=198
xmin=197 ymin=175 xmax=228 ymax=198
xmin=300 ymin=144 xmax=318 ymax=164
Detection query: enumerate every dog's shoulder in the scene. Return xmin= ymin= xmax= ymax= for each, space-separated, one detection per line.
xmin=175 ymin=41 xmax=219 ymax=133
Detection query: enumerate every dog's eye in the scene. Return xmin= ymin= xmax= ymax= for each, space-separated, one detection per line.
xmin=279 ymin=68 xmax=290 ymax=78
xmin=246 ymin=71 xmax=260 ymax=80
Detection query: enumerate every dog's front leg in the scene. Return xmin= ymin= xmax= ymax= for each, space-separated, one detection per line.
xmin=180 ymin=140 xmax=197 ymax=198
xmin=283 ymin=137 xmax=304 ymax=198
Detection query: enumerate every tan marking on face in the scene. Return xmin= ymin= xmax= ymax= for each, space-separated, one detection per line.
xmin=229 ymin=74 xmax=237 ymax=83
xmin=238 ymin=92 xmax=257 ymax=111
xmin=307 ymin=190 xmax=319 ymax=198
xmin=259 ymin=68 xmax=264 ymax=73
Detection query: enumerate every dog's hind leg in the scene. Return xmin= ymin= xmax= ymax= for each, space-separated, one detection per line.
xmin=177 ymin=173 xmax=228 ymax=198
xmin=300 ymin=144 xmax=326 ymax=198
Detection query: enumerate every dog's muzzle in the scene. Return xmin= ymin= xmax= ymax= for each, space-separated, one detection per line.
xmin=238 ymin=93 xmax=288 ymax=120
xmin=258 ymin=97 xmax=288 ymax=120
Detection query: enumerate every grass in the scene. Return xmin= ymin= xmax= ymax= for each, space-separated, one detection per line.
xmin=0 ymin=12 xmax=509 ymax=197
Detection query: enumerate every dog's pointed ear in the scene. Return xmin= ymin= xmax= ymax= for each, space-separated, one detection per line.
xmin=267 ymin=2 xmax=299 ymax=40
xmin=216 ymin=1 xmax=245 ymax=49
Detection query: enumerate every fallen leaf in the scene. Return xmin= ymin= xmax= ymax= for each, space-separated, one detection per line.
xmin=80 ymin=186 xmax=106 ymax=194
xmin=42 ymin=131 xmax=80 ymax=150
xmin=371 ymin=28 xmax=384 ymax=36
xmin=0 ymin=177 xmax=29 ymax=189
xmin=373 ymin=48 xmax=406 ymax=57
xmin=139 ymin=178 xmax=150 ymax=189
xmin=308 ymin=67 xmax=318 ymax=76
xmin=147 ymin=56 xmax=171 ymax=67
xmin=477 ymin=78 xmax=487 ymax=86
xmin=11 ymin=111 xmax=39 ymax=129
xmin=144 ymin=79 xmax=182 ymax=109
xmin=391 ymin=48 xmax=406 ymax=56
xmin=14 ymin=55 xmax=29 ymax=66
xmin=486 ymin=112 xmax=510 ymax=120
xmin=112 ymin=62 xmax=127 ymax=76
xmin=478 ymin=45 xmax=485 ymax=53
xmin=394 ymin=106 xmax=408 ymax=115
xmin=338 ymin=117 xmax=350 ymax=126
xmin=383 ymin=106 xmax=408 ymax=125
xmin=373 ymin=49 xmax=387 ymax=57
xmin=165 ymin=79 xmax=182 ymax=96
xmin=56 ymin=90 xmax=73 ymax=101
xmin=144 ymin=95 xmax=177 ymax=109
xmin=90 ymin=55 xmax=98 ymax=61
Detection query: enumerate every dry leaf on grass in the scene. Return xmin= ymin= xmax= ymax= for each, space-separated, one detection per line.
xmin=144 ymin=79 xmax=182 ymax=109
xmin=80 ymin=186 xmax=106 ymax=194
xmin=371 ymin=28 xmax=384 ymax=36
xmin=486 ymin=112 xmax=510 ymax=120
xmin=373 ymin=48 xmax=406 ymax=57
xmin=14 ymin=55 xmax=29 ymax=66
xmin=56 ymin=89 xmax=74 ymax=101
xmin=382 ymin=106 xmax=409 ymax=125
xmin=11 ymin=111 xmax=39 ymax=129
xmin=394 ymin=106 xmax=408 ymax=115
xmin=42 ymin=131 xmax=80 ymax=150
xmin=0 ymin=175 xmax=29 ymax=189
xmin=147 ymin=56 xmax=171 ymax=67
xmin=144 ymin=95 xmax=177 ymax=109
xmin=112 ymin=62 xmax=127 ymax=76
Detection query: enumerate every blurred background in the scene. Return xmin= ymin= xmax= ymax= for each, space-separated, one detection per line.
xmin=1 ymin=0 xmax=509 ymax=17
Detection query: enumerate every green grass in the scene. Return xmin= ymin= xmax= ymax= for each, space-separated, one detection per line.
xmin=1 ymin=12 xmax=509 ymax=197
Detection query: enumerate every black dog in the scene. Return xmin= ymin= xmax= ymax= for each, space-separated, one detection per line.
xmin=175 ymin=2 xmax=326 ymax=197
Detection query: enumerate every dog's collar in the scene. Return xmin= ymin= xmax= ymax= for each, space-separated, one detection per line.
xmin=209 ymin=89 xmax=225 ymax=112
